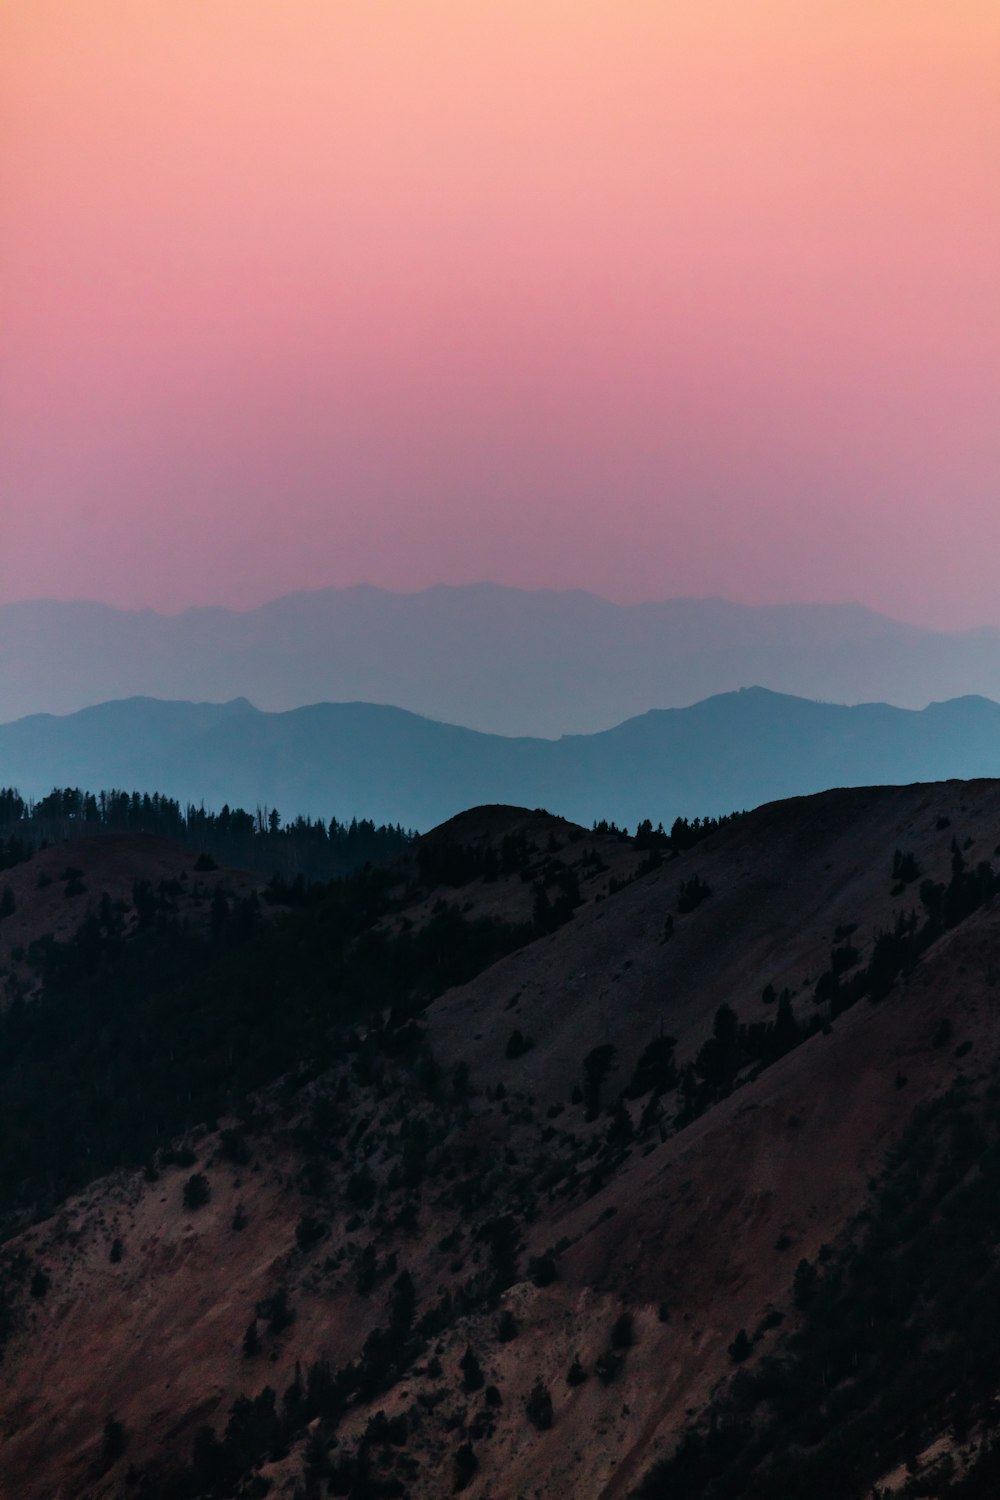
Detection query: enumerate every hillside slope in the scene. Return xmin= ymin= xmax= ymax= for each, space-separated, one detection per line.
xmin=3 ymin=785 xmax=1000 ymax=1497
xmin=0 ymin=831 xmax=273 ymax=1011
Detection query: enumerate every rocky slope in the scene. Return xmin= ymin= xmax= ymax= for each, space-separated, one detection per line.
xmin=2 ymin=786 xmax=1000 ymax=1498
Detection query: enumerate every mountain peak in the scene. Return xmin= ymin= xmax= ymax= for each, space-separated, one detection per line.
xmin=0 ymin=588 xmax=985 ymax=737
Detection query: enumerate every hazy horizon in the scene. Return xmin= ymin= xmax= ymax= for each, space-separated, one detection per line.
xmin=1 ymin=579 xmax=997 ymax=636
xmin=5 ymin=3 xmax=999 ymax=628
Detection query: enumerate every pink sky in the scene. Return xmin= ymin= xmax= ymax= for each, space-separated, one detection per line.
xmin=3 ymin=2 xmax=999 ymax=626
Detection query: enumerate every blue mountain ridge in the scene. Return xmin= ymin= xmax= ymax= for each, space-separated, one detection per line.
xmin=2 ymin=686 xmax=999 ymax=832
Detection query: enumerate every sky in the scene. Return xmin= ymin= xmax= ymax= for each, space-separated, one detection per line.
xmin=2 ymin=1 xmax=999 ymax=626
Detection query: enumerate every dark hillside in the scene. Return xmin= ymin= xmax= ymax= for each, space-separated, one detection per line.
xmin=3 ymin=784 xmax=1000 ymax=1498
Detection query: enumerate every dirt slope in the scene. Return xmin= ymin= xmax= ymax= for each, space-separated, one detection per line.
xmin=2 ymin=784 xmax=999 ymax=1499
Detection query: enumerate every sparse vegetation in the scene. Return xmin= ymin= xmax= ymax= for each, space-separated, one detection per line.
xmin=636 ymin=1081 xmax=1000 ymax=1498
xmin=0 ymin=784 xmax=413 ymax=883
xmin=181 ymin=1173 xmax=211 ymax=1211
xmin=497 ymin=1308 xmax=519 ymax=1342
xmin=98 ymin=1412 xmax=127 ymax=1472
xmin=453 ymin=1441 xmax=478 ymax=1491
xmin=8 ymin=789 xmax=1000 ymax=1500
xmin=677 ymin=873 xmax=711 ymax=913
xmin=610 ymin=1310 xmax=634 ymax=1349
xmin=525 ymin=1379 xmax=553 ymax=1430
xmin=459 ymin=1344 xmax=485 ymax=1394
xmin=505 ymin=1028 xmax=533 ymax=1059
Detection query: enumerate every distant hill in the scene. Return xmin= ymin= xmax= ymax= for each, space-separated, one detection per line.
xmin=6 ymin=584 xmax=1000 ymax=735
xmin=4 ymin=687 xmax=1000 ymax=829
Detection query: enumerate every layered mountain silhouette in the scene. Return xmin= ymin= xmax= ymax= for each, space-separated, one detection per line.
xmin=4 ymin=687 xmax=1000 ymax=829
xmin=6 ymin=584 xmax=1000 ymax=735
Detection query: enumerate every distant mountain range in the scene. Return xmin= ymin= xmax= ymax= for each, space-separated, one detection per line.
xmin=6 ymin=585 xmax=1000 ymax=736
xmin=4 ymin=687 xmax=1000 ymax=830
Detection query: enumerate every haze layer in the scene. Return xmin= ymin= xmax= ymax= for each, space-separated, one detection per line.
xmin=4 ymin=3 xmax=999 ymax=623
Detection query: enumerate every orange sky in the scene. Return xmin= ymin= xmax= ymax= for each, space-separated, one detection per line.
xmin=2 ymin=2 xmax=999 ymax=623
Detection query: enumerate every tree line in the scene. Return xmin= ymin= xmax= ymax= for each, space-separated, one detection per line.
xmin=0 ymin=786 xmax=414 ymax=880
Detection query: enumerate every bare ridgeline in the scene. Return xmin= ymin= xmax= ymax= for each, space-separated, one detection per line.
xmin=2 ymin=785 xmax=1000 ymax=1498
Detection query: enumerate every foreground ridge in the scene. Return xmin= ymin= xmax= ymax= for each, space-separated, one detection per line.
xmin=2 ymin=784 xmax=1000 ymax=1498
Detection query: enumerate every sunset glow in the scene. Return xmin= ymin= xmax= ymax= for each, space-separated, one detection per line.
xmin=3 ymin=2 xmax=999 ymax=624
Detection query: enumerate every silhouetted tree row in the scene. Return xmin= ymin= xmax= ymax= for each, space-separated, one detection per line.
xmin=0 ymin=786 xmax=414 ymax=880
xmin=633 ymin=812 xmax=744 ymax=851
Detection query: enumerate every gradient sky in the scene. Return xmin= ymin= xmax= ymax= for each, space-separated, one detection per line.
xmin=3 ymin=2 xmax=999 ymax=625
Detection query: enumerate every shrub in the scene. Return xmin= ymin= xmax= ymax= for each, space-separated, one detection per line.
xmin=891 ymin=848 xmax=921 ymax=886
xmin=582 ymin=1044 xmax=617 ymax=1120
xmin=624 ymin=1035 xmax=678 ymax=1099
xmin=390 ymin=1269 xmax=416 ymax=1334
xmin=99 ymin=1412 xmax=127 ymax=1470
xmin=182 ymin=1172 xmax=211 ymax=1210
xmin=932 ymin=1018 xmax=953 ymax=1049
xmin=793 ymin=1257 xmax=818 ymax=1309
xmin=460 ymin=1344 xmax=485 ymax=1394
xmin=677 ymin=874 xmax=711 ymax=913
xmin=160 ymin=1145 xmax=197 ymax=1168
xmin=219 ymin=1128 xmax=251 ymax=1165
xmin=109 ymin=1238 xmax=124 ymax=1263
xmin=566 ymin=1356 xmax=587 ymax=1386
xmin=497 ymin=1309 xmax=519 ymax=1342
xmin=525 ymin=1380 xmax=553 ymax=1430
xmin=453 ymin=1442 xmax=478 ymax=1491
xmin=356 ymin=1244 xmax=377 ymax=1296
xmin=529 ymin=1253 xmax=557 ymax=1288
xmin=611 ymin=1310 xmax=634 ymax=1349
xmin=295 ymin=1214 xmax=328 ymax=1252
xmin=256 ymin=1287 xmax=294 ymax=1334
xmin=346 ymin=1166 xmax=376 ymax=1211
xmin=505 ymin=1029 xmax=533 ymax=1060
xmin=728 ymin=1328 xmax=752 ymax=1363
